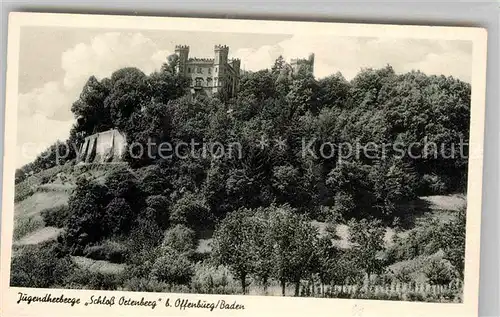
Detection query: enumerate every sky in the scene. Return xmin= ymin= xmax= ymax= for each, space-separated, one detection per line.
xmin=16 ymin=26 xmax=473 ymax=167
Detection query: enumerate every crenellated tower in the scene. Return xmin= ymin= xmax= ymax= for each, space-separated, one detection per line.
xmin=171 ymin=44 xmax=239 ymax=98
xmin=174 ymin=45 xmax=190 ymax=76
xmin=214 ymin=45 xmax=229 ymax=87
xmin=290 ymin=53 xmax=315 ymax=76
xmin=231 ymin=58 xmax=241 ymax=92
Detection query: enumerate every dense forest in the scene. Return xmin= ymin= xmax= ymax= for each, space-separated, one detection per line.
xmin=12 ymin=55 xmax=470 ymax=302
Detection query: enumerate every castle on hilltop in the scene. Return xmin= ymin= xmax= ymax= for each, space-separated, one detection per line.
xmin=77 ymin=46 xmax=316 ymax=165
xmin=173 ymin=44 xmax=315 ymax=98
xmin=174 ymin=44 xmax=241 ymax=98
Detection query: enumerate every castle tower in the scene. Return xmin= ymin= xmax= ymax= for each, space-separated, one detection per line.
xmin=231 ymin=58 xmax=241 ymax=74
xmin=231 ymin=58 xmax=241 ymax=92
xmin=290 ymin=53 xmax=315 ymax=76
xmin=214 ymin=45 xmax=229 ymax=88
xmin=174 ymin=45 xmax=190 ymax=76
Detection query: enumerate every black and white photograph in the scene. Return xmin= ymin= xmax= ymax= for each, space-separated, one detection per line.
xmin=1 ymin=12 xmax=487 ymax=317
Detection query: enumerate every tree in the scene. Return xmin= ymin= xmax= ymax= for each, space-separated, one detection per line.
xmin=349 ymin=65 xmax=396 ymax=109
xmin=211 ymin=209 xmax=256 ymax=294
xmin=105 ymin=167 xmax=145 ymax=211
xmin=105 ymin=67 xmax=151 ymax=132
xmin=369 ymin=158 xmax=418 ymax=221
xmin=271 ymin=165 xmax=301 ymax=205
xmin=126 ymin=207 xmax=164 ymax=267
xmin=442 ymin=207 xmax=466 ymax=278
xmin=238 ymin=70 xmax=277 ymax=103
xmin=326 ymin=161 xmax=376 ymax=219
xmin=162 ymin=53 xmax=179 ymax=74
xmin=248 ymin=208 xmax=274 ymax=293
xmin=268 ymin=205 xmax=318 ymax=296
xmin=71 ymin=75 xmax=112 ymax=135
xmin=271 ymin=55 xmax=286 ymax=75
xmin=145 ymin=195 xmax=170 ymax=229
xmin=149 ymin=67 xmax=189 ymax=105
xmin=150 ymin=248 xmax=194 ymax=285
xmin=63 ymin=177 xmax=111 ymax=254
xmin=424 ymin=258 xmax=456 ymax=285
xmin=166 ymin=95 xmax=219 ymax=144
xmin=316 ymin=72 xmax=350 ymax=110
xmin=286 ymin=72 xmax=321 ymax=117
xmin=170 ymin=192 xmax=213 ymax=230
xmin=312 ymin=235 xmax=339 ymax=295
xmin=10 ymin=242 xmax=76 ymax=288
xmin=162 ymin=224 xmax=197 ymax=255
xmin=103 ymin=197 xmax=134 ymax=235
xmin=329 ymin=249 xmax=364 ymax=291
xmin=347 ymin=218 xmax=386 ymax=284
xmin=139 ymin=164 xmax=174 ymax=196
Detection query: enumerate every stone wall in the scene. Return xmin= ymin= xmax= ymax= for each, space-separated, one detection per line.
xmin=78 ymin=129 xmax=126 ymax=163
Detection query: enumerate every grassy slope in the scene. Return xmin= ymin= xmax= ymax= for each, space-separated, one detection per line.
xmin=12 ymin=163 xmax=127 ymax=244
xmin=13 ymin=191 xmax=69 ymax=243
xmin=12 ymin=162 xmax=132 ymax=274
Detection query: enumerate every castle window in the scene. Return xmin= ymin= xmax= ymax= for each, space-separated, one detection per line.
xmin=188 ymin=67 xmax=191 ymax=73
xmin=208 ymin=68 xmax=212 ymax=74
xmin=197 ymin=67 xmax=203 ymax=74
xmin=195 ymin=78 xmax=203 ymax=87
xmin=215 ymin=67 xmax=218 ymax=73
xmin=214 ymin=77 xmax=218 ymax=86
xmin=207 ymin=77 xmax=212 ymax=87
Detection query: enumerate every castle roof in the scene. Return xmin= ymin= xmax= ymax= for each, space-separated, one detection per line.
xmin=188 ymin=57 xmax=215 ymax=63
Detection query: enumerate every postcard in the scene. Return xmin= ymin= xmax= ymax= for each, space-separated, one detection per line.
xmin=1 ymin=12 xmax=487 ymax=317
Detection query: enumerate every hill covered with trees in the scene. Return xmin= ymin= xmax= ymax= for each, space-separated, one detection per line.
xmin=12 ymin=55 xmax=470 ymax=302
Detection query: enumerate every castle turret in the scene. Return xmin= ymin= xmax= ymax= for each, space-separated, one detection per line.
xmin=174 ymin=45 xmax=190 ymax=76
xmin=231 ymin=58 xmax=241 ymax=93
xmin=231 ymin=58 xmax=241 ymax=75
xmin=290 ymin=53 xmax=315 ymax=76
xmin=214 ymin=45 xmax=229 ymax=87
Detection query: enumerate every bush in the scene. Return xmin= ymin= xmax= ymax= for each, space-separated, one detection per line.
xmin=103 ymin=197 xmax=134 ymax=235
xmin=15 ymin=168 xmax=28 ymax=184
xmin=122 ymin=277 xmax=170 ymax=292
xmin=65 ymin=268 xmax=124 ymax=290
xmin=41 ymin=205 xmax=70 ymax=228
xmin=420 ymin=174 xmax=448 ymax=195
xmin=170 ymin=192 xmax=213 ymax=230
xmin=63 ymin=178 xmax=110 ymax=254
xmin=138 ymin=164 xmax=173 ymax=196
xmin=127 ymin=209 xmax=164 ymax=258
xmin=162 ymin=224 xmax=197 ymax=254
xmin=146 ymin=195 xmax=170 ymax=229
xmin=393 ymin=266 xmax=413 ymax=283
xmin=14 ymin=184 xmax=35 ymax=203
xmin=105 ymin=168 xmax=139 ymax=198
xmin=404 ymin=291 xmax=425 ymax=302
xmin=123 ymin=247 xmax=162 ymax=279
xmin=13 ymin=216 xmax=44 ymax=240
xmin=191 ymin=262 xmax=236 ymax=294
xmin=424 ymin=258 xmax=456 ymax=285
xmin=83 ymin=240 xmax=129 ymax=263
xmin=439 ymin=288 xmax=458 ymax=302
xmin=40 ymin=175 xmax=51 ymax=185
xmin=318 ymin=205 xmax=344 ymax=224
xmin=150 ymin=250 xmax=194 ymax=285
xmin=364 ymin=292 xmax=402 ymax=301
xmin=10 ymin=242 xmax=76 ymax=288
